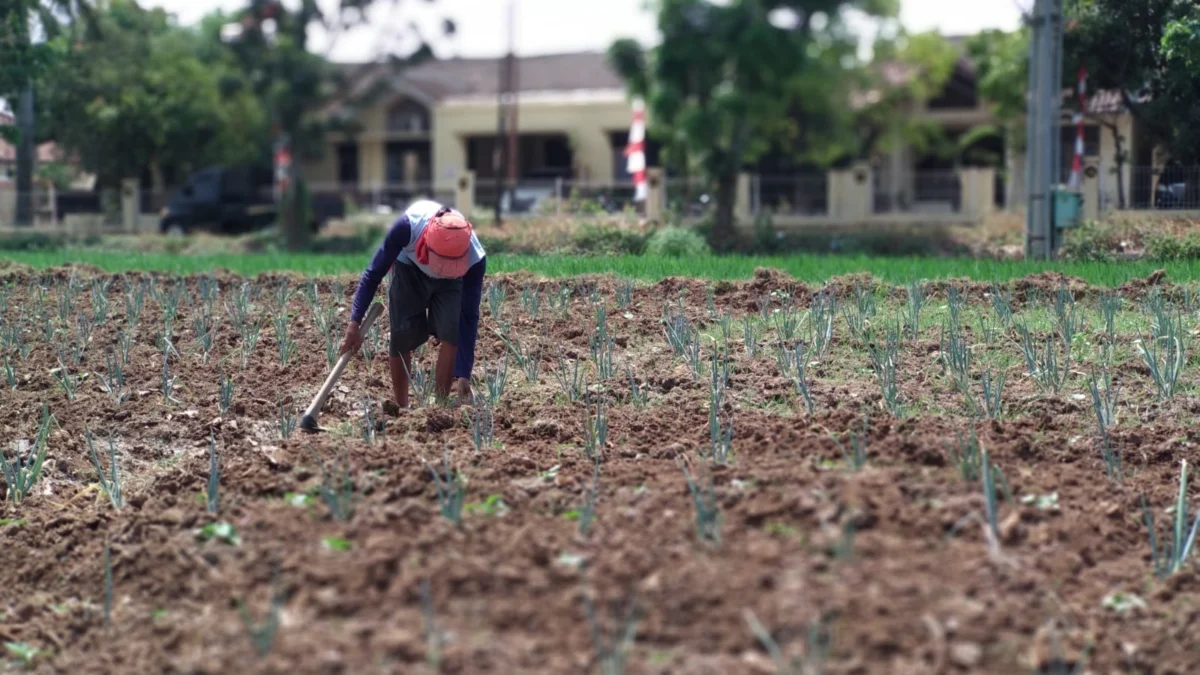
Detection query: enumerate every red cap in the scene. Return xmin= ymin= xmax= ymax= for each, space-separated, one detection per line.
xmin=422 ymin=212 xmax=473 ymax=278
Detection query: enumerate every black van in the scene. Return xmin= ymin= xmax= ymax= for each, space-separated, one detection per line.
xmin=159 ymin=166 xmax=343 ymax=235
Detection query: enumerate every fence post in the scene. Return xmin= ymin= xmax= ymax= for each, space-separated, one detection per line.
xmin=1082 ymin=160 xmax=1100 ymax=220
xmin=645 ymin=167 xmax=665 ymax=224
xmin=735 ymin=173 xmax=752 ymax=228
xmin=555 ymin=176 xmax=563 ymax=217
xmin=456 ymin=170 xmax=475 ymax=221
xmin=47 ymin=183 xmax=57 ymax=227
xmin=121 ymin=178 xmax=139 ymax=233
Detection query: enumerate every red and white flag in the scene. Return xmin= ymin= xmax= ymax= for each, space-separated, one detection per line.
xmin=625 ymin=98 xmax=647 ymax=202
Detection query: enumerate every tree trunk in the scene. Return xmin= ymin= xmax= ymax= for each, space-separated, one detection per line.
xmin=712 ymin=169 xmax=737 ymax=251
xmin=14 ymin=81 xmax=35 ymax=227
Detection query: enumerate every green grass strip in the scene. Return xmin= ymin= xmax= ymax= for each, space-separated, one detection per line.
xmin=4 ymin=250 xmax=1198 ymax=286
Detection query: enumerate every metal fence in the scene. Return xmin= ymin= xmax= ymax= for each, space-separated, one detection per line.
xmin=472 ymin=179 xmax=643 ymax=218
xmin=1124 ymin=166 xmax=1200 ymax=211
xmin=754 ymin=173 xmax=828 ymax=216
xmin=308 ymin=182 xmax=454 ymax=215
xmin=871 ymin=169 xmax=962 ymax=215
xmin=0 ymin=186 xmax=124 ymax=229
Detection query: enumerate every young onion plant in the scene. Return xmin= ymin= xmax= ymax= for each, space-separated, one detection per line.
xmin=0 ymin=404 xmax=56 ymax=504
xmin=1143 ymin=460 xmax=1200 ymax=579
xmin=86 ymin=428 xmax=123 ymax=510
xmin=681 ymin=461 xmax=721 ymax=546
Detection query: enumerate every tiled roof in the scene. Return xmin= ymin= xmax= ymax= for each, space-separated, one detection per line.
xmin=0 ymin=112 xmax=63 ymax=164
xmin=331 ymin=51 xmax=625 ymax=110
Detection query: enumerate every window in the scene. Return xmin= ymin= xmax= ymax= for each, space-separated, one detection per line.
xmin=387 ymin=99 xmax=430 ymax=134
xmin=609 ymin=131 xmax=660 ymax=182
xmin=189 ymin=170 xmax=220 ymax=201
xmin=337 ymin=143 xmax=359 ymax=185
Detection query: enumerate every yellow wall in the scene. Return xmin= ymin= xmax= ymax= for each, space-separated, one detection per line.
xmin=303 ymin=146 xmax=339 ymax=186
xmin=301 ymin=94 xmax=634 ymax=191
xmin=1097 ymin=114 xmax=1134 ymax=207
xmin=432 ymin=96 xmax=632 ymax=191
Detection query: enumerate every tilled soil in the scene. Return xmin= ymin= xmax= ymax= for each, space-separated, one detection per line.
xmin=1 ymin=267 xmax=1198 ymax=674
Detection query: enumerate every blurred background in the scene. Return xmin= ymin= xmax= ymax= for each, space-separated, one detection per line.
xmin=1 ymin=0 xmax=1196 ymax=260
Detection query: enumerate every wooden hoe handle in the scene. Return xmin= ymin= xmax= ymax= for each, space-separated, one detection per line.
xmin=300 ymin=302 xmax=384 ymax=433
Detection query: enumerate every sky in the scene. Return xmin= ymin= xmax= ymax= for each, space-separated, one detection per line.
xmin=142 ymin=0 xmax=1026 ymax=62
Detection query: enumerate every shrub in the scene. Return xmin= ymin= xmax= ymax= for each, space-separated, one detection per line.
xmin=751 ymin=213 xmax=782 ymax=254
xmin=1145 ymin=232 xmax=1200 ymax=261
xmin=646 ymin=226 xmax=711 ymax=257
xmin=1058 ymin=220 xmax=1122 ymax=261
xmin=570 ymin=223 xmax=648 ymax=255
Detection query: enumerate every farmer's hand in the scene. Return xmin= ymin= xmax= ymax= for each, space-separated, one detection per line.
xmin=454 ymin=377 xmax=473 ymax=403
xmin=340 ymin=321 xmax=363 ymax=355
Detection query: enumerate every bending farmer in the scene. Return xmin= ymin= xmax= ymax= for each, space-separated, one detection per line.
xmin=341 ymin=200 xmax=486 ymax=407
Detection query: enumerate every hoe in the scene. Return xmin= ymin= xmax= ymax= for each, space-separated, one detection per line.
xmin=300 ymin=302 xmax=384 ymax=433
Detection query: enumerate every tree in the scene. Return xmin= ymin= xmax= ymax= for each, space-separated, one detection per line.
xmin=36 ymin=0 xmax=267 ymax=192
xmin=0 ymin=0 xmax=93 ymax=225
xmin=609 ymin=0 xmax=899 ymax=249
xmin=217 ymin=0 xmax=451 ymax=250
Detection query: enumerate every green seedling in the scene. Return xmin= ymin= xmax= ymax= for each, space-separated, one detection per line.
xmin=582 ymin=396 xmax=608 ymax=460
xmin=238 ymin=566 xmax=285 ymax=657
xmin=219 ymin=373 xmax=234 ymax=416
xmin=207 ymin=432 xmax=221 ymax=514
xmin=1 ymin=405 xmax=56 ymax=504
xmin=427 ymin=450 xmax=465 ymax=526
xmin=681 ymin=462 xmax=721 ymax=546
xmin=196 ymin=521 xmax=241 ymax=545
xmin=584 ymin=591 xmax=640 ymax=675
xmin=465 ymin=493 xmax=509 ymax=517
xmin=86 ymin=428 xmax=123 ymax=510
xmin=1143 ymin=460 xmax=1200 ymax=579
xmin=309 ymin=446 xmax=357 ymax=521
xmin=744 ymin=610 xmax=832 ymax=675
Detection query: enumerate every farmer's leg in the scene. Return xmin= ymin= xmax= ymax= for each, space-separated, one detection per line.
xmin=388 ymin=263 xmax=432 ymax=408
xmin=435 ymin=342 xmax=456 ymax=399
xmin=429 ymin=276 xmax=465 ymax=401
xmin=389 ymin=352 xmax=412 ymax=409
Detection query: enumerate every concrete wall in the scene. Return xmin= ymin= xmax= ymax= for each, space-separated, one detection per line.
xmin=433 ymin=93 xmax=632 ymax=191
xmin=1096 ymin=114 xmax=1134 ymax=208
xmin=302 ymin=92 xmax=634 ymax=192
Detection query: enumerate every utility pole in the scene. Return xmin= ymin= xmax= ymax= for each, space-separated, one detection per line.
xmin=493 ymin=0 xmax=516 ymax=226
xmin=14 ymin=82 xmax=35 ymax=226
xmin=1024 ymin=0 xmax=1065 ymax=260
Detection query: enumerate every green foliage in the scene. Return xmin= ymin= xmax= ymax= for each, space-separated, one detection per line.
xmin=36 ymin=0 xmax=266 ymax=187
xmin=964 ymin=29 xmax=1030 ymax=150
xmin=609 ymin=0 xmax=901 ymax=246
xmin=1067 ymin=0 xmax=1200 ymax=162
xmin=310 ymin=446 xmax=357 ymax=521
xmin=1145 ymin=232 xmax=1200 ymax=261
xmin=0 ymin=405 xmax=56 ymax=504
xmin=645 ymin=226 xmax=711 ymax=258
xmin=571 ymin=223 xmax=648 ymax=256
xmin=1143 ymin=460 xmax=1200 ymax=579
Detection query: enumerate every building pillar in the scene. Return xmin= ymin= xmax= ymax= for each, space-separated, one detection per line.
xmin=958 ymin=168 xmax=996 ymax=220
xmin=121 ymin=178 xmax=139 ymax=233
xmin=1006 ymin=150 xmax=1026 ymax=211
xmin=1082 ymin=160 xmax=1100 ymax=221
xmin=829 ymin=162 xmax=871 ymax=222
xmin=735 ymin=172 xmax=752 ymax=223
xmin=645 ymin=167 xmax=665 ymax=224
xmin=456 ymin=170 xmax=475 ymax=221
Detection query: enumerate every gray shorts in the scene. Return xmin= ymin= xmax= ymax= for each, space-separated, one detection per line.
xmin=388 ymin=262 xmax=463 ymax=356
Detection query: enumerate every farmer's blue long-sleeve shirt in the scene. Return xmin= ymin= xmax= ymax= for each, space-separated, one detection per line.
xmin=350 ymin=214 xmax=486 ymax=378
